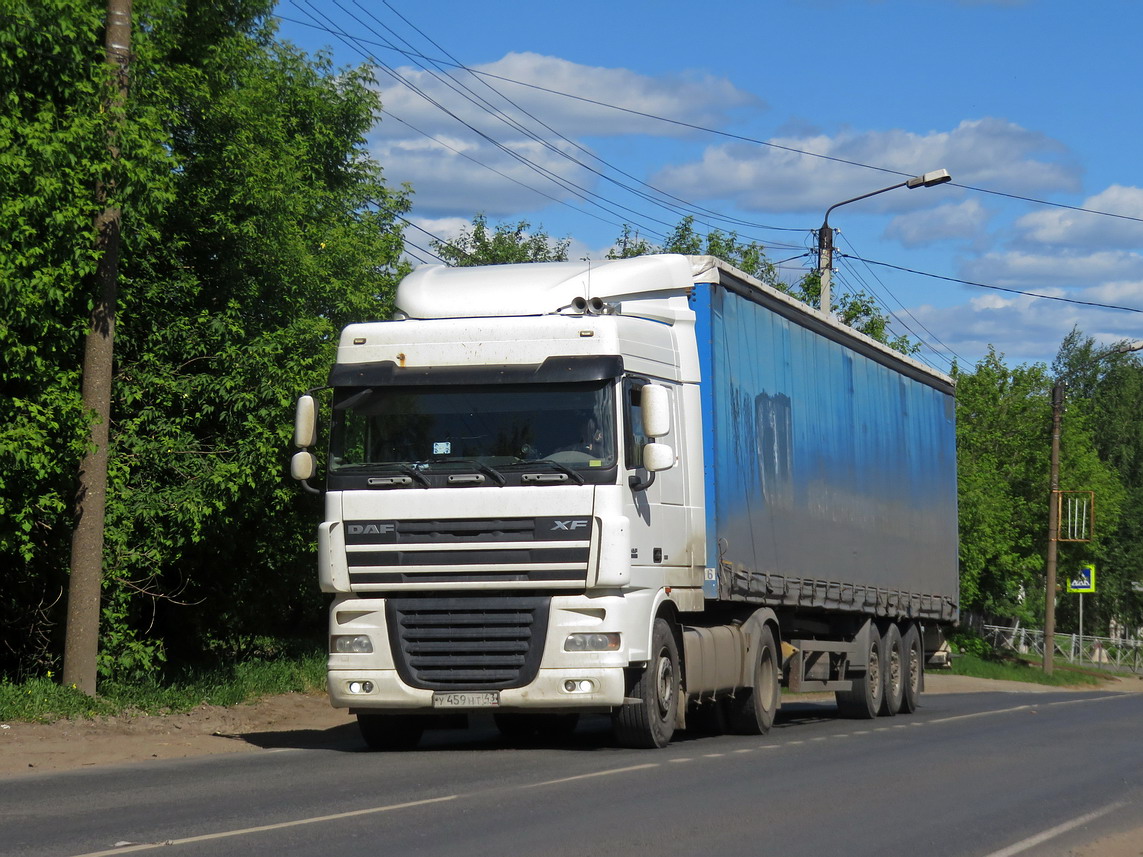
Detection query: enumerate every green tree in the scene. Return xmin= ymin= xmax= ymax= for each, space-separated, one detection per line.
xmin=1048 ymin=329 xmax=1134 ymax=637
xmin=432 ymin=213 xmax=570 ymax=266
xmin=1 ymin=0 xmax=409 ymax=681
xmin=1091 ymin=356 xmax=1143 ymax=633
xmin=607 ymin=216 xmax=917 ymax=353
xmin=953 ymin=349 xmax=1052 ymax=624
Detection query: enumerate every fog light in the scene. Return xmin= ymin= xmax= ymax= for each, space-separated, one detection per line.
xmin=332 ymin=634 xmax=373 ymax=654
xmin=563 ymin=679 xmax=596 ymax=693
xmin=347 ymin=680 xmax=375 ymax=695
xmin=564 ymin=632 xmax=620 ymax=652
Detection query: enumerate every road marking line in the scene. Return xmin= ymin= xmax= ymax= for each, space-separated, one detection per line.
xmin=981 ymin=801 xmax=1127 ymax=857
xmin=68 ymin=795 xmax=459 ymax=857
xmin=526 ymin=763 xmax=660 ymax=787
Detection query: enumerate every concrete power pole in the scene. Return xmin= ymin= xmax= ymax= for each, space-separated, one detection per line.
xmin=63 ymin=0 xmax=132 ymax=695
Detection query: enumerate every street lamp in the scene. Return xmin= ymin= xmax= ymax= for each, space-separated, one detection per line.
xmin=817 ymin=169 xmax=952 ymax=316
xmin=1042 ymin=341 xmax=1143 ymax=673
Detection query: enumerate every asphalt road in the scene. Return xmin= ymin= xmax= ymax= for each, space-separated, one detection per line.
xmin=4 ymin=689 xmax=1142 ymax=857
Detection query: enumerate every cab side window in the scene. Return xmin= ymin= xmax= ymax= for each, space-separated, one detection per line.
xmin=624 ymin=378 xmax=649 ymax=469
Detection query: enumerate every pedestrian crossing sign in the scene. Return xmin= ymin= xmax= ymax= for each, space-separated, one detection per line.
xmin=1067 ymin=564 xmax=1096 ymax=593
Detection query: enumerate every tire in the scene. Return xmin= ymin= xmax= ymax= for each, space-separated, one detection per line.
xmin=725 ymin=625 xmax=780 ymax=735
xmin=357 ymin=713 xmax=425 ymax=751
xmin=901 ymin=624 xmax=923 ymax=714
xmin=613 ymin=617 xmax=679 ymax=748
xmin=494 ymin=713 xmax=580 ymax=742
xmin=880 ymin=624 xmax=905 ymax=717
xmin=836 ymin=626 xmax=883 ymax=719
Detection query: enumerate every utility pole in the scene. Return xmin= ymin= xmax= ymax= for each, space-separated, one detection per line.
xmin=816 ymin=223 xmax=834 ymax=317
xmin=1042 ymin=380 xmax=1064 ymax=675
xmin=63 ymin=0 xmax=132 ymax=695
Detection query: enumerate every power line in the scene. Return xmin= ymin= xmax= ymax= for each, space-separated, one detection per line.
xmin=285 ymin=2 xmax=806 ymax=254
xmin=838 ymin=254 xmax=1143 ymax=314
xmin=275 ymin=11 xmax=1143 ymax=229
xmin=292 ymin=0 xmax=687 ymax=244
xmin=836 ymin=234 xmax=967 ymax=367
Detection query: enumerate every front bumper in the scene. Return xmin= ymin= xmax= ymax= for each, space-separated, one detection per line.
xmin=330 ymin=666 xmax=628 ymax=713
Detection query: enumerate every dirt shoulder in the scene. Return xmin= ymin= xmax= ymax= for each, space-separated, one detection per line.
xmin=3 ymin=674 xmax=1140 ymax=778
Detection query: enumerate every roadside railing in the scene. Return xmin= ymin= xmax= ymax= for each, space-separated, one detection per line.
xmin=982 ymin=624 xmax=1143 ymax=675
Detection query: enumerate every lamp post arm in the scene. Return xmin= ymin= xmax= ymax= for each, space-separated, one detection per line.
xmin=816 ymin=169 xmax=950 ymax=316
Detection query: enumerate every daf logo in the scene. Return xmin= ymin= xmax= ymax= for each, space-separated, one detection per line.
xmin=551 ymin=519 xmax=589 ymax=531
xmin=347 ymin=522 xmax=396 ymax=535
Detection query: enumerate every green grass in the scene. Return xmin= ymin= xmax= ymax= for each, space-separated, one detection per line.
xmin=949 ymin=651 xmax=1108 ymax=688
xmin=0 ymin=651 xmax=327 ymax=724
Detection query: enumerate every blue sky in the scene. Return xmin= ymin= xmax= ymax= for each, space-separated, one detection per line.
xmin=274 ymin=0 xmax=1143 ymax=372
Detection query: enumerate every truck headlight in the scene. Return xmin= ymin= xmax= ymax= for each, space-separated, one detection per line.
xmin=564 ymin=632 xmax=621 ymax=652
xmin=331 ymin=634 xmax=373 ymax=654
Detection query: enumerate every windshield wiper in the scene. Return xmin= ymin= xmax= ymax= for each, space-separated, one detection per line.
xmin=507 ymin=458 xmax=585 ymax=485
xmin=337 ymin=462 xmax=431 ymax=487
xmin=429 ymin=458 xmax=507 ymax=486
xmin=389 ymin=463 xmax=431 ymax=488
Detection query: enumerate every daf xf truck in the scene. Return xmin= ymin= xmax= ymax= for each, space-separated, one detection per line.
xmin=291 ymin=254 xmax=959 ymax=749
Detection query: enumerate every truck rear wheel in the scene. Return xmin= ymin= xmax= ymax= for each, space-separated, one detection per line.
xmin=836 ymin=627 xmax=883 ymax=719
xmin=725 ymin=625 xmax=779 ymax=735
xmin=613 ymin=617 xmax=679 ymax=749
xmin=901 ymin=625 xmax=923 ymax=713
xmin=357 ymin=713 xmax=425 ymax=751
xmin=879 ymin=624 xmax=905 ymax=716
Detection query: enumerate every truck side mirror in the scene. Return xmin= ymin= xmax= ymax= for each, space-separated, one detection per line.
xmin=295 ymin=394 xmax=317 ymax=448
xmin=643 ymin=442 xmax=674 ymax=472
xmin=641 ymin=384 xmax=670 ymax=438
xmin=291 ymin=450 xmax=317 ymax=481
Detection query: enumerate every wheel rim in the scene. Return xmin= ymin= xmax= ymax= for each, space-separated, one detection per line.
xmin=869 ymin=649 xmax=882 ymax=707
xmin=655 ymin=649 xmax=674 ymax=719
xmin=759 ymin=648 xmax=777 ymax=713
xmin=907 ymin=643 xmax=921 ymax=696
xmin=888 ymin=647 xmax=902 ymax=698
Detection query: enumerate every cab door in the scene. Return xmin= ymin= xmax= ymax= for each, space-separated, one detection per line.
xmin=622 ymin=376 xmax=689 ymax=574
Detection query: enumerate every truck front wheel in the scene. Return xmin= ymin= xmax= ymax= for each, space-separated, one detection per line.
xmin=613 ymin=617 xmax=679 ymax=749
xmin=357 ymin=713 xmax=425 ymax=751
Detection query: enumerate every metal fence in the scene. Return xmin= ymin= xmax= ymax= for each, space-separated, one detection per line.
xmin=982 ymin=624 xmax=1143 ymax=675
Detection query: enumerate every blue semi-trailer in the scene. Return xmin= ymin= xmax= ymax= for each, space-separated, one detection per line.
xmin=292 ymin=254 xmax=960 ymax=750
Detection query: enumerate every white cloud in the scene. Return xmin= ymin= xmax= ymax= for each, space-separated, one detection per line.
xmin=961 ymin=250 xmax=1143 ymax=288
xmin=370 ymin=52 xmax=762 ymax=217
xmin=650 ymin=118 xmax=1079 ymax=215
xmin=374 ymin=51 xmax=763 ymax=140
xmin=885 ymin=200 xmax=991 ymax=247
xmin=908 ymin=278 xmax=1143 ymax=368
xmin=373 ymin=132 xmax=594 ymax=216
xmin=1015 ymin=185 xmax=1143 ymax=249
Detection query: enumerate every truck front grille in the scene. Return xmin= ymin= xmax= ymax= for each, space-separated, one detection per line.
xmin=385 ymin=596 xmax=550 ymax=690
xmin=344 ymin=517 xmax=593 ymax=590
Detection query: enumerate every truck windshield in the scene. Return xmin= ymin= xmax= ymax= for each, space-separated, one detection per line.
xmin=329 ymin=381 xmax=616 ymax=475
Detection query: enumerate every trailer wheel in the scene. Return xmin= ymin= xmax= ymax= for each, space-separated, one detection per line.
xmin=613 ymin=617 xmax=679 ymax=748
xmin=836 ymin=628 xmax=883 ymax=719
xmin=357 ymin=713 xmax=425 ymax=751
xmin=725 ymin=625 xmax=780 ymax=735
xmin=880 ymin=624 xmax=905 ymax=716
xmin=901 ymin=625 xmax=923 ymax=714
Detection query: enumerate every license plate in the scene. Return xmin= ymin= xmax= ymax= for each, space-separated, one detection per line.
xmin=431 ymin=691 xmax=500 ymax=708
